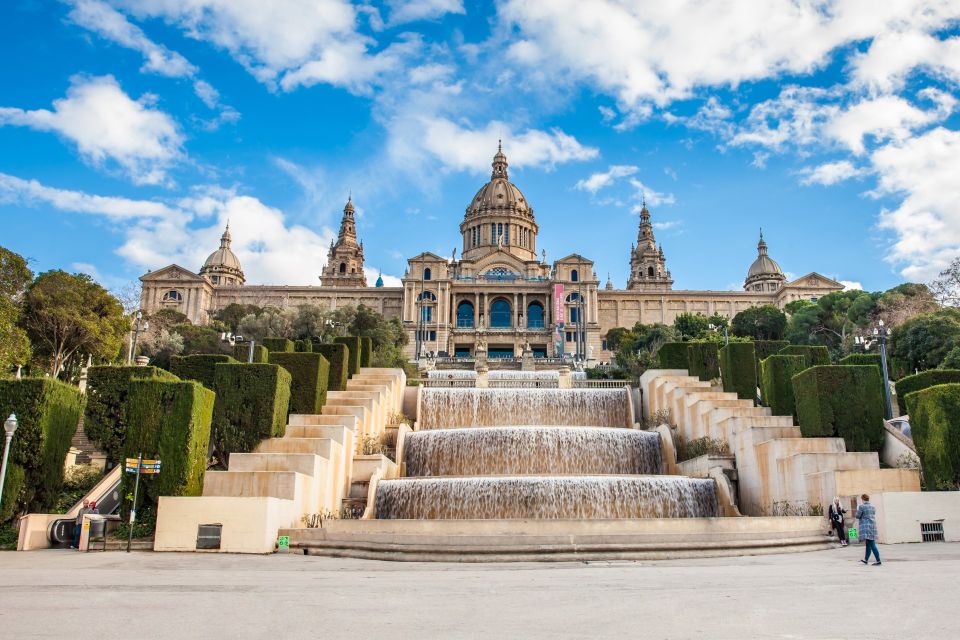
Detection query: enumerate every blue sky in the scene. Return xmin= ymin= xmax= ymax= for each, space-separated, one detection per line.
xmin=1 ymin=1 xmax=959 ymax=295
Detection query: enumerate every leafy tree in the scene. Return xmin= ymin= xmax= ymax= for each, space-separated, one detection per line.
xmin=237 ymin=307 xmax=296 ymax=340
xmin=141 ymin=329 xmax=185 ymax=370
xmin=874 ymin=283 xmax=938 ymax=326
xmin=732 ymin=305 xmax=787 ymax=340
xmin=931 ymin=256 xmax=960 ymax=307
xmin=940 ymin=346 xmax=960 ymax=370
xmin=214 ymin=303 xmax=264 ymax=332
xmin=889 ymin=309 xmax=960 ymax=371
xmin=673 ymin=312 xmax=710 ymax=339
xmin=785 ymin=299 xmax=816 ymax=315
xmin=20 ymin=271 xmax=127 ymax=376
xmin=0 ymin=246 xmax=33 ymax=374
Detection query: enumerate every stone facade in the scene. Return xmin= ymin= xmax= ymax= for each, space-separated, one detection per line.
xmin=140 ymin=144 xmax=843 ymax=360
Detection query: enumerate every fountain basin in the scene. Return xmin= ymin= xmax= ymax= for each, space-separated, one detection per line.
xmin=419 ymin=388 xmax=631 ymax=428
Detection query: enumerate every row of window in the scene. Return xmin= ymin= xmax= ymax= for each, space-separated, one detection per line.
xmin=463 ymin=223 xmax=534 ymax=249
xmin=416 ymin=295 xmax=586 ymax=328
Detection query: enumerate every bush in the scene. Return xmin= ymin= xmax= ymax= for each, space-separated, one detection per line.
xmin=760 ymin=355 xmax=806 ymax=419
xmin=211 ymin=363 xmax=291 ymax=459
xmin=754 ymin=340 xmax=790 ymax=364
xmin=839 ymin=353 xmax=884 ymax=382
xmin=269 ymin=352 xmax=330 ymax=414
xmin=0 ymin=379 xmax=86 ymax=522
xmin=261 ymin=337 xmax=295 ymax=353
xmin=53 ymin=464 xmax=103 ymax=514
xmin=658 ymin=342 xmax=689 ymax=369
xmin=720 ymin=342 xmax=757 ymax=401
xmin=895 ymin=370 xmax=960 ymax=416
xmin=779 ymin=345 xmax=830 ymax=368
xmin=84 ymin=366 xmax=179 ymax=465
xmin=793 ymin=365 xmax=885 ymax=452
xmin=121 ymin=380 xmax=215 ymax=519
xmin=905 ymin=383 xmax=960 ymax=490
xmin=335 ymin=336 xmax=362 ymax=377
xmin=170 ymin=354 xmax=238 ymax=390
xmin=232 ymin=343 xmax=269 ymax=363
xmin=294 ymin=339 xmax=313 ymax=353
xmin=687 ymin=342 xmax=720 ymax=381
xmin=679 ymin=437 xmax=730 ymax=461
xmin=360 ymin=336 xmax=373 ymax=368
xmin=313 ymin=343 xmax=349 ymax=392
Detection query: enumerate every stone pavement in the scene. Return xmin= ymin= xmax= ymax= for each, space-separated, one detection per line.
xmin=1 ymin=543 xmax=956 ymax=639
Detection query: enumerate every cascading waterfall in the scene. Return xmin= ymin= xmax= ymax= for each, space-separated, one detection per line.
xmin=418 ymin=388 xmax=630 ymax=429
xmin=425 ymin=370 xmax=587 ymax=380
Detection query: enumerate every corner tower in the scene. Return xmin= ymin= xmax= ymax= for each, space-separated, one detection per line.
xmin=627 ymin=202 xmax=672 ymax=291
xmin=321 ymin=197 xmax=367 ymax=287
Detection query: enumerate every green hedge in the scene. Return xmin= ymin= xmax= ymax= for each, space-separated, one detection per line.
xmin=793 ymin=365 xmax=885 ymax=452
xmin=269 ymin=352 xmax=330 ymax=414
xmin=233 ymin=343 xmax=269 ymax=363
xmin=360 ymin=337 xmax=373 ymax=368
xmin=779 ymin=345 xmax=830 ymax=368
xmin=720 ymin=342 xmax=757 ymax=401
xmin=658 ymin=342 xmax=690 ymax=369
xmin=335 ymin=336 xmax=362 ymax=377
xmin=121 ymin=380 xmax=214 ymax=519
xmin=85 ymin=366 xmax=179 ymax=465
xmin=294 ymin=339 xmax=313 ymax=353
xmin=905 ymin=383 xmax=960 ymax=489
xmin=314 ymin=343 xmax=349 ymax=391
xmin=839 ymin=353 xmax=882 ymax=372
xmin=760 ymin=355 xmax=806 ymax=419
xmin=754 ymin=340 xmax=790 ymax=377
xmin=170 ymin=354 xmax=237 ymax=389
xmin=687 ymin=342 xmax=720 ymax=381
xmin=261 ymin=337 xmax=294 ymax=353
xmin=0 ymin=379 xmax=86 ymax=522
xmin=895 ymin=370 xmax=960 ymax=416
xmin=211 ymin=363 xmax=291 ymax=458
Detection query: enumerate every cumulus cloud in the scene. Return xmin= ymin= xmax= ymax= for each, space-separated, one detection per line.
xmin=386 ymin=0 xmax=464 ymax=25
xmin=841 ymin=280 xmax=864 ymax=290
xmin=848 ymin=30 xmax=960 ymax=93
xmin=575 ymin=165 xmax=637 ymax=193
xmin=0 ymin=75 xmax=183 ymax=185
xmin=0 ymin=172 xmax=178 ymax=218
xmin=799 ymin=160 xmax=868 ymax=186
xmin=824 ymin=91 xmax=956 ymax=154
xmin=627 ymin=178 xmax=674 ymax=208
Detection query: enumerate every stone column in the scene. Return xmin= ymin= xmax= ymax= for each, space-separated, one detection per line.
xmin=558 ymin=366 xmax=572 ymax=389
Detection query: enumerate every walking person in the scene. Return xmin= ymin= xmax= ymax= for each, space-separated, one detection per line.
xmin=856 ymin=494 xmax=881 ymax=566
xmin=71 ymin=499 xmax=92 ymax=549
xmin=828 ymin=497 xmax=847 ymax=546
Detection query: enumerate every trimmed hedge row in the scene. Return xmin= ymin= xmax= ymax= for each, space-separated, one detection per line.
xmin=895 ymin=369 xmax=960 ymax=417
xmin=335 ymin=336 xmax=362 ymax=377
xmin=211 ymin=363 xmax=291 ymax=458
xmin=269 ymin=352 xmax=330 ymax=414
xmin=0 ymin=379 xmax=86 ymax=522
xmin=720 ymin=342 xmax=757 ymax=401
xmin=687 ymin=342 xmax=720 ymax=381
xmin=658 ymin=343 xmax=690 ymax=369
xmin=261 ymin=337 xmax=294 ymax=353
xmin=233 ymin=343 xmax=269 ymax=363
xmin=760 ymin=355 xmax=806 ymax=419
xmin=121 ymin=380 xmax=214 ymax=518
xmin=85 ymin=366 xmax=179 ymax=465
xmin=313 ymin=343 xmax=349 ymax=391
xmin=360 ymin=336 xmax=373 ymax=368
xmin=793 ymin=365 xmax=886 ymax=452
xmin=753 ymin=340 xmax=790 ymax=372
xmin=905 ymin=383 xmax=960 ymax=489
xmin=170 ymin=354 xmax=237 ymax=390
xmin=779 ymin=345 xmax=830 ymax=368
xmin=839 ymin=353 xmax=882 ymax=372
xmin=294 ymin=339 xmax=313 ymax=353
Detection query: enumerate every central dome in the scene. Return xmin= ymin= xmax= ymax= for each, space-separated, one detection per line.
xmin=464 ymin=143 xmax=534 ymax=221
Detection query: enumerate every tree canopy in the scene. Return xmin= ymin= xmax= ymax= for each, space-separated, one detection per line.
xmin=0 ymin=246 xmax=33 ymax=374
xmin=732 ymin=305 xmax=787 ymax=340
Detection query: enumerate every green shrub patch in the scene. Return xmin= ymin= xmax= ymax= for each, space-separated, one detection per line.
xmin=779 ymin=345 xmax=830 ymax=368
xmin=211 ymin=363 xmax=291 ymax=457
xmin=360 ymin=337 xmax=373 ymax=368
xmin=687 ymin=342 xmax=720 ymax=381
xmin=335 ymin=336 xmax=362 ymax=377
xmin=269 ymin=352 xmax=330 ymax=414
xmin=0 ymin=379 xmax=85 ymax=522
xmin=720 ymin=342 xmax=757 ymax=401
xmin=294 ymin=339 xmax=313 ymax=353
xmin=895 ymin=370 xmax=960 ymax=416
xmin=905 ymin=384 xmax=960 ymax=489
xmin=170 ymin=354 xmax=237 ymax=389
xmin=760 ymin=355 xmax=806 ymax=419
xmin=261 ymin=337 xmax=294 ymax=353
xmin=658 ymin=342 xmax=689 ymax=370
xmin=314 ymin=343 xmax=349 ymax=391
xmin=85 ymin=366 xmax=179 ymax=465
xmin=232 ymin=343 xmax=269 ymax=363
xmin=753 ymin=340 xmax=790 ymax=377
xmin=793 ymin=365 xmax=885 ymax=452
xmin=839 ymin=353 xmax=883 ymax=374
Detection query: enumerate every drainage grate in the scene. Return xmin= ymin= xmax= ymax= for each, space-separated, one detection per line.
xmin=921 ymin=522 xmax=944 ymax=542
xmin=197 ymin=523 xmax=223 ymax=549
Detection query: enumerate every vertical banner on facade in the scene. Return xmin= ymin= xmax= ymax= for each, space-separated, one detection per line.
xmin=554 ymin=283 xmax=564 ymax=356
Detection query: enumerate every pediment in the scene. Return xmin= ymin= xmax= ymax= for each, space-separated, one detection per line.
xmin=470 ymin=250 xmax=529 ymax=273
xmin=406 ymin=251 xmax=448 ymax=265
xmin=555 ymin=253 xmax=594 ymax=265
xmin=785 ymin=272 xmax=843 ymax=289
xmin=140 ymin=264 xmax=205 ymax=283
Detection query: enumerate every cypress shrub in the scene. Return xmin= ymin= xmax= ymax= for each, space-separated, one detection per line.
xmin=360 ymin=336 xmax=373 ymax=368
xmin=905 ymin=383 xmax=960 ymax=489
xmin=720 ymin=342 xmax=757 ymax=401
xmin=658 ymin=342 xmax=690 ymax=369
xmin=232 ymin=343 xmax=269 ymax=363
xmin=261 ymin=337 xmax=294 ymax=353
xmin=687 ymin=342 xmax=720 ymax=381
xmin=792 ymin=365 xmax=886 ymax=452
xmin=211 ymin=363 xmax=291 ymax=457
xmin=314 ymin=343 xmax=349 ymax=391
xmin=170 ymin=354 xmax=237 ymax=389
xmin=0 ymin=379 xmax=86 ymax=522
xmin=85 ymin=366 xmax=179 ymax=465
xmin=294 ymin=339 xmax=313 ymax=353
xmin=839 ymin=353 xmax=882 ymax=370
xmin=779 ymin=345 xmax=830 ymax=368
xmin=335 ymin=336 xmax=362 ymax=377
xmin=121 ymin=380 xmax=215 ymax=518
xmin=269 ymin=352 xmax=330 ymax=414
xmin=895 ymin=370 xmax=960 ymax=416
xmin=760 ymin=355 xmax=806 ymax=419
xmin=753 ymin=340 xmax=790 ymax=376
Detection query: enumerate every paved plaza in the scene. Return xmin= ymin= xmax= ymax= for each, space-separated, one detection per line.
xmin=1 ymin=543 xmax=957 ymax=639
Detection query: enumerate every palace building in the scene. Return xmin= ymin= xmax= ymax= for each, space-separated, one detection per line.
xmin=140 ymin=144 xmax=843 ymax=360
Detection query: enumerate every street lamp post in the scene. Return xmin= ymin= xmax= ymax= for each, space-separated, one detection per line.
xmin=127 ymin=311 xmax=148 ymax=365
xmin=854 ymin=321 xmax=895 ymax=420
xmin=0 ymin=414 xmax=18 ymax=517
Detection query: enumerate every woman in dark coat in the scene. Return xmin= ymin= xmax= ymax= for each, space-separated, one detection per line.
xmin=828 ymin=496 xmax=847 ymax=546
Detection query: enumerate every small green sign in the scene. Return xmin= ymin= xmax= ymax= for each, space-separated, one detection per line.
xmin=847 ymin=527 xmax=858 ymax=542
xmin=277 ymin=535 xmax=290 ymax=549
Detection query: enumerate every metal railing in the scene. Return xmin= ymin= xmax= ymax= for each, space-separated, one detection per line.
xmin=488 ymin=379 xmax=559 ymax=389
xmin=413 ymin=378 xmax=476 ymax=388
xmin=573 ymin=380 xmax=631 ymax=388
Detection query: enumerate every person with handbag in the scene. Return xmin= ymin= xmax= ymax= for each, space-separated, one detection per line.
xmin=828 ymin=496 xmax=847 ymax=546
xmin=856 ymin=494 xmax=881 ymax=566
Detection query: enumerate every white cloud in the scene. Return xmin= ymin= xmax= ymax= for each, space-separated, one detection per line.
xmin=799 ymin=160 xmax=868 ymax=186
xmin=841 ymin=280 xmax=864 ymax=290
xmin=0 ymin=75 xmax=183 ymax=185
xmin=627 ymin=178 xmax=675 ymax=207
xmin=0 ymin=172 xmax=178 ymax=218
xmin=279 ymin=35 xmax=419 ymax=93
xmin=364 ymin=267 xmax=402 ymax=287
xmin=848 ymin=30 xmax=960 ymax=93
xmin=575 ymin=165 xmax=637 ymax=193
xmin=386 ymin=0 xmax=464 ymax=25
xmin=824 ymin=91 xmax=956 ymax=155
xmin=730 ymin=86 xmax=837 ymax=151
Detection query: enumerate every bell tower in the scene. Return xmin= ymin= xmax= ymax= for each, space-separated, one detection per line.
xmin=320 ymin=196 xmax=367 ymax=287
xmin=627 ymin=201 xmax=673 ymax=291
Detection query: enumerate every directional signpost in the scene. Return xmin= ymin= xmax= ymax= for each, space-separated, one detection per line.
xmin=125 ymin=454 xmax=161 ymax=552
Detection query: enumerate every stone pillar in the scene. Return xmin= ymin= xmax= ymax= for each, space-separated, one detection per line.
xmin=475 ymin=364 xmax=489 ymax=388
xmin=558 ymin=366 xmax=572 ymax=389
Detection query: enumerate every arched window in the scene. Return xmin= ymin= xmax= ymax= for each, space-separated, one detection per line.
xmin=648 ymin=266 xmax=655 ymax=277
xmin=565 ymin=292 xmax=582 ymax=303
xmin=489 ymin=298 xmax=512 ymax=328
xmin=456 ymin=301 xmax=474 ymax=328
xmin=417 ymin=291 xmax=437 ymax=302
xmin=339 ymin=262 xmax=346 ymax=274
xmin=162 ymin=290 xmax=183 ymax=302
xmin=571 ymin=269 xmax=579 ymax=282
xmin=417 ymin=291 xmax=436 ymax=322
xmin=527 ymin=301 xmax=544 ymax=328
xmin=423 ymin=267 xmax=432 ymax=280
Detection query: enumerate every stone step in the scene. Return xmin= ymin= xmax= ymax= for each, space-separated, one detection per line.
xmin=285 ymin=424 xmax=351 ymax=444
xmin=785 ymin=452 xmax=878 ymax=477
xmin=289 ymin=414 xmax=358 ymax=431
xmin=202 ymin=471 xmax=308 ymax=500
xmin=759 ymin=437 xmax=848 ymax=456
xmin=229 ymin=453 xmax=325 ymax=477
xmin=256 ymin=437 xmax=335 ymax=458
